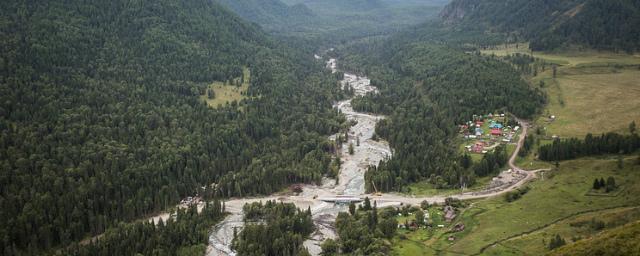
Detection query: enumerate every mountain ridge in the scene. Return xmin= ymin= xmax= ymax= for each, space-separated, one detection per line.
xmin=439 ymin=0 xmax=640 ymax=52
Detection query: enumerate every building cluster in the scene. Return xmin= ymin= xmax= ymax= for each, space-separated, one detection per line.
xmin=460 ymin=113 xmax=519 ymax=154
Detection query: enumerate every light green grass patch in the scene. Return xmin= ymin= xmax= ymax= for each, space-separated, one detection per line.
xmin=491 ymin=206 xmax=640 ymax=255
xmin=200 ymin=67 xmax=250 ymax=109
xmin=536 ymin=68 xmax=640 ymax=138
xmin=442 ymin=156 xmax=640 ymax=255
xmin=489 ymin=44 xmax=640 ymax=138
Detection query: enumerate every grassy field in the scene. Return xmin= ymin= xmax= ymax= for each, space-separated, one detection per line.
xmin=548 ymin=220 xmax=640 ymax=256
xmin=200 ymin=67 xmax=250 ymax=108
xmin=482 ymin=43 xmax=640 ymax=66
xmin=391 ymin=206 xmax=456 ymax=255
xmin=536 ymin=67 xmax=640 ymax=138
xmin=431 ymin=156 xmax=640 ymax=255
xmin=489 ymin=206 xmax=640 ymax=255
xmin=484 ymin=44 xmax=640 ymax=138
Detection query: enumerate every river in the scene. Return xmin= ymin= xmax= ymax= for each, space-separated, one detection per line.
xmin=205 ymin=57 xmax=392 ymax=256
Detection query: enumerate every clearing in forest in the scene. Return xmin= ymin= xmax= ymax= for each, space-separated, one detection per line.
xmin=538 ymin=67 xmax=640 ymax=138
xmin=483 ymin=43 xmax=640 ymax=138
xmin=200 ymin=67 xmax=250 ymax=108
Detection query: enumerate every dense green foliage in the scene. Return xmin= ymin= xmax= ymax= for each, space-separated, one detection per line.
xmin=440 ymin=0 xmax=640 ymax=52
xmin=232 ymin=201 xmax=314 ymax=256
xmin=322 ymin=200 xmax=397 ymax=255
xmin=592 ymin=177 xmax=617 ymax=192
xmin=340 ymin=42 xmax=543 ymax=191
xmin=504 ymin=186 xmax=530 ymax=203
xmin=519 ymin=133 xmax=536 ymax=157
xmin=547 ymin=234 xmax=567 ymax=250
xmin=63 ymin=201 xmax=225 ymax=256
xmin=539 ymin=133 xmax=640 ymax=161
xmin=0 ymin=0 xmax=344 ymax=253
xmin=473 ymin=145 xmax=509 ymax=177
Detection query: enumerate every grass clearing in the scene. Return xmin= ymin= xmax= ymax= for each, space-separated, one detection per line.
xmin=536 ymin=68 xmax=640 ymax=138
xmin=489 ymin=206 xmax=640 ymax=255
xmin=483 ymin=43 xmax=640 ymax=138
xmin=200 ymin=67 xmax=250 ymax=108
xmin=436 ymin=156 xmax=640 ymax=255
xmin=391 ymin=206 xmax=462 ymax=255
xmin=482 ymin=43 xmax=640 ymax=66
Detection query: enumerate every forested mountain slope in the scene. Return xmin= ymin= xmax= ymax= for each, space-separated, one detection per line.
xmin=220 ymin=0 xmax=446 ymax=46
xmin=440 ymin=0 xmax=640 ymax=52
xmin=0 ymin=0 xmax=343 ymax=254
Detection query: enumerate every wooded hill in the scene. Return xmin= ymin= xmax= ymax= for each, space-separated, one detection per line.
xmin=0 ymin=0 xmax=344 ymax=254
xmin=440 ymin=0 xmax=640 ymax=52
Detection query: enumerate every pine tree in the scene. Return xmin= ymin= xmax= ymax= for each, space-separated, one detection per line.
xmin=349 ymin=203 xmax=356 ymax=215
xmin=606 ymin=176 xmax=616 ymax=192
xmin=363 ymin=197 xmax=371 ymax=211
xmin=415 ymin=210 xmax=425 ymax=227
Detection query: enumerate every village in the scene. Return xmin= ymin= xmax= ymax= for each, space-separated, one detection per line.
xmin=460 ymin=113 xmax=520 ymax=155
xmin=393 ymin=198 xmax=467 ymax=243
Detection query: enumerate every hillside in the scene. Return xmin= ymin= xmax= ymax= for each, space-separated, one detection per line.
xmin=440 ymin=0 xmax=640 ymax=52
xmin=548 ymin=220 xmax=640 ymax=256
xmin=0 ymin=0 xmax=342 ymax=254
xmin=221 ymin=0 xmax=446 ymax=46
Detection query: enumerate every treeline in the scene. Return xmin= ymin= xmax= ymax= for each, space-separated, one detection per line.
xmin=232 ymin=201 xmax=314 ymax=256
xmin=0 ymin=0 xmax=344 ymax=254
xmin=62 ymin=200 xmax=225 ymax=256
xmin=539 ymin=132 xmax=640 ymax=161
xmin=321 ymin=198 xmax=397 ymax=255
xmin=519 ymin=134 xmax=536 ymax=157
xmin=343 ymin=43 xmax=543 ymax=192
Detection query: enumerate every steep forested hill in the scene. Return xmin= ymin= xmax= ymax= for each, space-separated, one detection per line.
xmin=440 ymin=0 xmax=640 ymax=52
xmin=0 ymin=0 xmax=343 ymax=254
